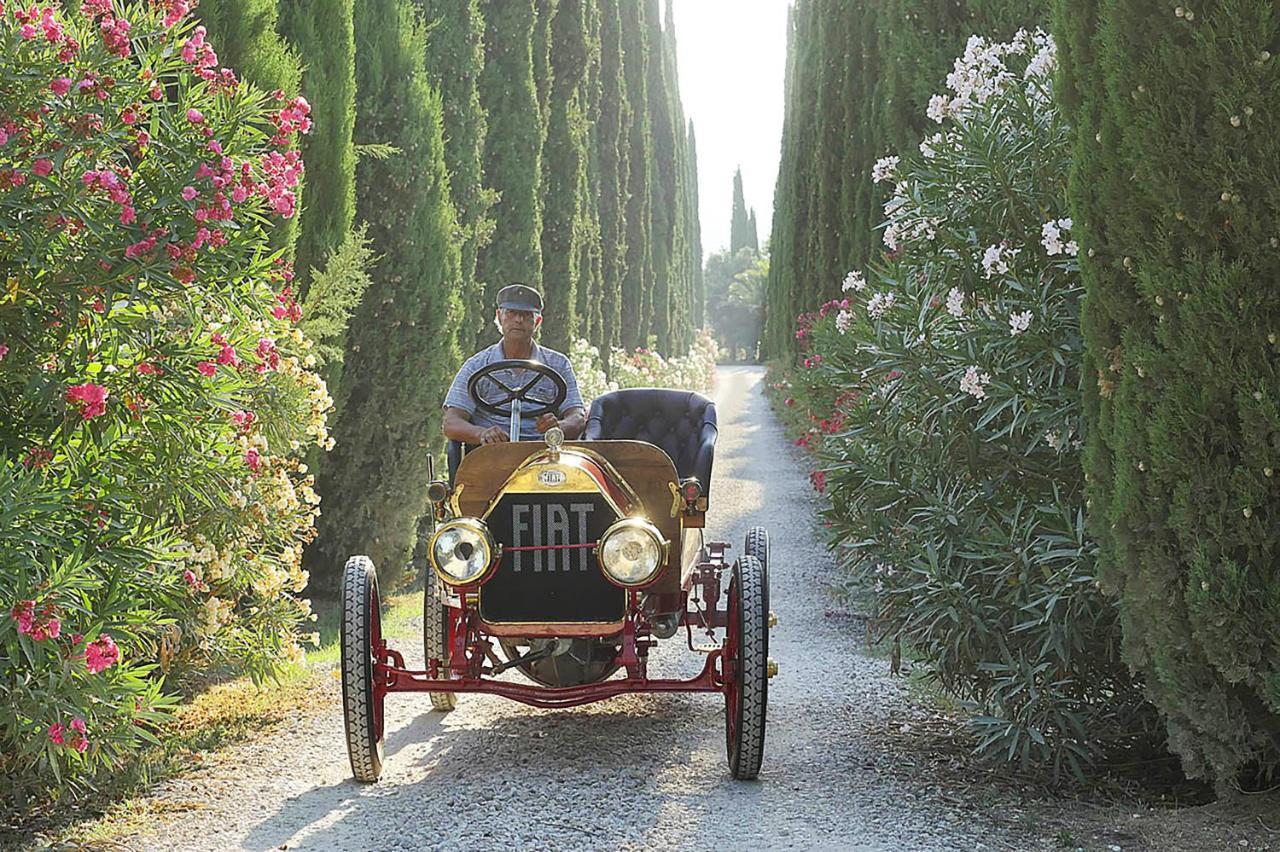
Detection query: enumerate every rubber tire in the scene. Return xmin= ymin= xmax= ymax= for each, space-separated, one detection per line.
xmin=424 ymin=575 xmax=457 ymax=711
xmin=726 ymin=554 xmax=768 ymax=780
xmin=341 ymin=555 xmax=385 ymax=782
xmin=745 ymin=526 xmax=769 ymax=591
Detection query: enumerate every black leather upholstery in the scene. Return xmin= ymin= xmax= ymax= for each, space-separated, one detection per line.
xmin=584 ymin=389 xmax=717 ymax=497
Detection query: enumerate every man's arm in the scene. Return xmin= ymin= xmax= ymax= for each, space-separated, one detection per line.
xmin=536 ymin=407 xmax=585 ymax=439
xmin=443 ymin=406 xmax=509 ymax=444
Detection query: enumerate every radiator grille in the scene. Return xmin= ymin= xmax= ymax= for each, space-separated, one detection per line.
xmin=480 ymin=492 xmax=625 ymax=624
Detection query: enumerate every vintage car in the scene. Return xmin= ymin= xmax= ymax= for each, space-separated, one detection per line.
xmin=339 ymin=359 xmax=775 ymax=781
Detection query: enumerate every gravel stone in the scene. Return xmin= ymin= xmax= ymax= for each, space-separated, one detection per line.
xmin=121 ymin=366 xmax=1044 ymax=851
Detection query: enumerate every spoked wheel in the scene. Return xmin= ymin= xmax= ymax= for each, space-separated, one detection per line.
xmin=341 ymin=555 xmax=385 ymax=782
xmin=724 ymin=553 xmax=768 ymax=780
xmin=423 ymin=574 xmax=457 ymax=711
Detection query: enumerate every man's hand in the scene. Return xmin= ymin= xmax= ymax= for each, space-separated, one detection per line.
xmin=534 ymin=413 xmax=561 ymax=434
xmin=478 ymin=425 xmax=509 ymax=444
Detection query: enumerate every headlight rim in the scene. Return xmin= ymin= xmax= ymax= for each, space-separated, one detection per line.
xmin=428 ymin=517 xmax=499 ymax=587
xmin=595 ymin=516 xmax=668 ymax=588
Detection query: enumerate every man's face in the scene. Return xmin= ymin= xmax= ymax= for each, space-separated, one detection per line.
xmin=497 ymin=307 xmax=541 ymax=342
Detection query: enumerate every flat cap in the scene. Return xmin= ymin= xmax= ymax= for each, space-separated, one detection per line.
xmin=496 ymin=282 xmax=543 ymax=312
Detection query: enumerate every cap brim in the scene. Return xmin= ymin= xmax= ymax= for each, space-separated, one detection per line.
xmin=498 ymin=302 xmax=541 ymax=312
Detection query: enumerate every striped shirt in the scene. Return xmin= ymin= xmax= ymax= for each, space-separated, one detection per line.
xmin=443 ymin=340 xmax=584 ymax=441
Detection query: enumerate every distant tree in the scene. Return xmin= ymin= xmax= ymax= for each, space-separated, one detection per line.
xmin=418 ymin=0 xmax=496 ymax=352
xmin=593 ymin=0 xmax=630 ymax=359
xmin=310 ymin=0 xmax=462 ymax=593
xmin=540 ymin=0 xmax=594 ymax=351
xmin=686 ymin=120 xmax=705 ymax=329
xmin=476 ymin=0 xmax=544 ymax=338
xmin=618 ymin=0 xmax=654 ymax=350
xmin=729 ymin=167 xmax=755 ymax=254
xmin=704 ymin=247 xmax=758 ymax=362
xmin=277 ymin=0 xmax=356 ymax=297
xmin=643 ymin=0 xmax=676 ymax=353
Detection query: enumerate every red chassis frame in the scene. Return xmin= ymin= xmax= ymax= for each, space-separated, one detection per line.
xmin=372 ymin=543 xmax=734 ymax=711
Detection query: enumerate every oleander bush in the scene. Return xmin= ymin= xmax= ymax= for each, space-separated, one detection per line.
xmin=774 ymin=32 xmax=1159 ymax=777
xmin=610 ymin=327 xmax=718 ymax=394
xmin=0 ymin=1 xmax=328 ymax=805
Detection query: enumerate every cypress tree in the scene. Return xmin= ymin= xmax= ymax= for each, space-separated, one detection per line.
xmin=575 ymin=0 xmax=606 ymax=349
xmin=746 ymin=208 xmax=758 ymax=252
xmin=418 ymin=0 xmax=495 ymax=351
xmin=1055 ymin=0 xmax=1280 ymax=788
xmin=540 ymin=0 xmax=592 ymax=350
xmin=476 ymin=0 xmax=544 ymax=329
xmin=310 ymin=0 xmax=462 ymax=593
xmin=643 ymin=0 xmax=676 ymax=353
xmin=618 ymin=0 xmax=653 ymax=350
xmin=594 ymin=0 xmax=631 ymax=358
xmin=729 ymin=167 xmax=753 ymax=254
xmin=662 ymin=0 xmax=694 ymax=352
xmin=763 ymin=2 xmax=802 ymax=357
xmin=686 ymin=120 xmax=705 ymax=330
xmin=196 ymin=0 xmax=302 ymax=256
xmin=277 ymin=0 xmax=356 ymax=297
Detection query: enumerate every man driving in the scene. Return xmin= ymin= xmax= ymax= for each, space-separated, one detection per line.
xmin=442 ymin=283 xmax=586 ymax=445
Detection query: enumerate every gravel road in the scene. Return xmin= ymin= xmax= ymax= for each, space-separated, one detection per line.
xmin=122 ymin=366 xmax=1045 ymax=852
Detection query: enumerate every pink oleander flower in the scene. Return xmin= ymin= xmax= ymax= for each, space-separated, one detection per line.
xmin=181 ymin=185 xmax=198 ymax=201
xmin=229 ymin=409 xmax=255 ymax=433
xmin=186 ymin=108 xmax=204 ymax=124
xmin=48 ymin=722 xmax=66 ymax=745
xmin=66 ymin=382 xmax=109 ymax=419
xmin=183 ymin=569 xmax=199 ymax=587
xmin=33 ymin=158 xmax=53 ymax=177
xmin=0 ymin=344 xmax=9 ymax=360
xmin=50 ymin=76 xmax=72 ymax=96
xmin=84 ymin=633 xmax=119 ymax=674
xmin=196 ymin=360 xmax=217 ymax=377
xmin=10 ymin=600 xmax=35 ymax=635
xmin=244 ymin=447 xmax=261 ymax=473
xmin=31 ymin=617 xmax=60 ymax=642
xmin=68 ymin=717 xmax=88 ymax=753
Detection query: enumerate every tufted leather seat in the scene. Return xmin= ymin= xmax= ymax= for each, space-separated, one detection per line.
xmin=584 ymin=389 xmax=717 ymax=498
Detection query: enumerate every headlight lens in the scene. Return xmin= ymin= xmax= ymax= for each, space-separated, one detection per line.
xmin=597 ymin=518 xmax=666 ymax=587
xmin=430 ymin=518 xmax=496 ymax=586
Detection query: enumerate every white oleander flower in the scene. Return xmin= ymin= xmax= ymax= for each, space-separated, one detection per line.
xmin=945 ymin=287 xmax=965 ymax=318
xmin=959 ymin=365 xmax=991 ymax=399
xmin=835 ymin=309 xmax=854 ymax=334
xmin=842 ymin=270 xmax=867 ymax=292
xmin=1009 ymin=310 xmax=1033 ymax=336
xmin=981 ymin=243 xmax=1020 ymax=279
xmin=867 ymin=292 xmax=896 ymax=318
xmin=872 ymin=155 xmax=900 ymax=184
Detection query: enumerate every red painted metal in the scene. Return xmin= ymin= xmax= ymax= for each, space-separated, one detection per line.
xmin=378 ymin=649 xmax=724 ymax=710
xmin=378 ymin=545 xmax=738 ymax=711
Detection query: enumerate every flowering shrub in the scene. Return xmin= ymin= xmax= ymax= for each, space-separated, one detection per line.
xmin=780 ymin=32 xmax=1156 ymax=776
xmin=0 ymin=1 xmax=329 ymax=801
xmin=610 ymin=328 xmax=718 ymax=395
xmin=567 ymin=338 xmax=618 ymax=406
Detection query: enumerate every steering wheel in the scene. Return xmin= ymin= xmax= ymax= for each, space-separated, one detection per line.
xmin=467 ymin=359 xmax=568 ymax=419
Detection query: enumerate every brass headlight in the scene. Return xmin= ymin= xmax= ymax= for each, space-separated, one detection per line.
xmin=596 ymin=517 xmax=667 ymax=587
xmin=429 ymin=518 xmax=497 ymax=586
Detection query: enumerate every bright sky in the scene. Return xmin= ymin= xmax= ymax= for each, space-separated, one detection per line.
xmin=670 ymin=0 xmax=790 ymax=261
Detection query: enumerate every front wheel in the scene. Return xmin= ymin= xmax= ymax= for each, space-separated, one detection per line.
xmin=725 ymin=553 xmax=768 ymax=780
xmin=341 ymin=555 xmax=385 ymax=782
xmin=424 ymin=574 xmax=457 ymax=711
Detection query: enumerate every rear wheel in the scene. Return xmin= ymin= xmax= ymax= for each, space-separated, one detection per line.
xmin=423 ymin=574 xmax=457 ymax=711
xmin=341 ymin=556 xmax=385 ymax=782
xmin=725 ymin=553 xmax=768 ymax=780
xmin=745 ymin=526 xmax=769 ymax=589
